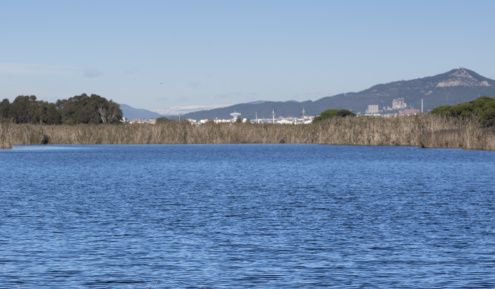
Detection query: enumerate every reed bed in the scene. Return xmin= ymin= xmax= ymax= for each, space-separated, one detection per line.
xmin=1 ymin=115 xmax=494 ymax=150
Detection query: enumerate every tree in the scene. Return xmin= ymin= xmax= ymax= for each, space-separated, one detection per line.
xmin=60 ymin=97 xmax=78 ymax=124
xmin=430 ymin=96 xmax=495 ymax=127
xmin=103 ymin=100 xmax=123 ymax=124
xmin=429 ymin=105 xmax=451 ymax=116
xmin=313 ymin=109 xmax=356 ymax=123
xmin=0 ymin=98 xmax=10 ymax=119
xmin=36 ymin=101 xmax=61 ymax=124
xmin=2 ymin=93 xmax=122 ymax=125
xmin=89 ymin=94 xmax=123 ymax=124
xmin=58 ymin=94 xmax=123 ymax=124
xmin=156 ymin=116 xmax=175 ymax=124
xmin=8 ymin=95 xmax=37 ymax=123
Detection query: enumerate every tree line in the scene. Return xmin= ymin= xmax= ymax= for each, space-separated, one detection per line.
xmin=0 ymin=94 xmax=123 ymax=125
xmin=430 ymin=96 xmax=495 ymax=127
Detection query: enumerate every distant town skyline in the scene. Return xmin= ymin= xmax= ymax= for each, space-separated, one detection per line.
xmin=1 ymin=0 xmax=495 ymax=111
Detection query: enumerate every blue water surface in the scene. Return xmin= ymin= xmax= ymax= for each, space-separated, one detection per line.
xmin=1 ymin=144 xmax=495 ymax=288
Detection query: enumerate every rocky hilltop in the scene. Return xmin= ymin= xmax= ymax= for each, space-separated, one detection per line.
xmin=435 ymin=69 xmax=491 ymax=88
xmin=181 ymin=68 xmax=495 ymax=120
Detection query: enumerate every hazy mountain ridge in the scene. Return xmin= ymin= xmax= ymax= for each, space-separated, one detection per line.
xmin=121 ymin=104 xmax=229 ymax=120
xmin=180 ymin=68 xmax=495 ymax=120
xmin=120 ymin=104 xmax=162 ymax=120
xmin=152 ymin=104 xmax=229 ymax=116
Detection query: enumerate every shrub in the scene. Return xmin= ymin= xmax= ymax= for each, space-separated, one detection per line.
xmin=313 ymin=109 xmax=356 ymax=123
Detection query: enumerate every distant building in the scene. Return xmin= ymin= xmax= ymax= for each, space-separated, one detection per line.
xmin=365 ymin=105 xmax=380 ymax=115
xmin=128 ymin=118 xmax=157 ymax=124
xmin=187 ymin=119 xmax=198 ymax=124
xmin=213 ymin=119 xmax=230 ymax=124
xmin=398 ymin=108 xmax=420 ymax=115
xmin=392 ymin=98 xmax=407 ymax=110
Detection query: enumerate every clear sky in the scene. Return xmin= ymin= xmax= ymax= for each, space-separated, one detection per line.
xmin=1 ymin=0 xmax=494 ymax=112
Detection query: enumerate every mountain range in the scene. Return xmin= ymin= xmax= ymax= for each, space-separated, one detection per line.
xmin=123 ymin=68 xmax=495 ymax=120
xmin=120 ymin=104 xmax=163 ymax=120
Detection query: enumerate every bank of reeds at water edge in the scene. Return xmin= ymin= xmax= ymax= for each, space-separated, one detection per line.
xmin=1 ymin=114 xmax=494 ymax=150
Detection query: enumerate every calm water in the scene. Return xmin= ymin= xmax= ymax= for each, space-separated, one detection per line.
xmin=1 ymin=144 xmax=495 ymax=288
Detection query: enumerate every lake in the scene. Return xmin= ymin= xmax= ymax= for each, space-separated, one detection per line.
xmin=1 ymin=144 xmax=495 ymax=288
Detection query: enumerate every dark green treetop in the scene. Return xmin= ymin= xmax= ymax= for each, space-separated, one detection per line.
xmin=59 ymin=94 xmax=123 ymax=124
xmin=430 ymin=96 xmax=495 ymax=127
xmin=313 ymin=109 xmax=356 ymax=123
xmin=156 ymin=116 xmax=175 ymax=124
xmin=0 ymin=93 xmax=122 ymax=125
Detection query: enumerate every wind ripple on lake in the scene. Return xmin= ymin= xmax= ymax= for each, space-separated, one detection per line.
xmin=1 ymin=144 xmax=495 ymax=288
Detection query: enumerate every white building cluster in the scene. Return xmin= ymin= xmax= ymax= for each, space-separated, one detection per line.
xmin=365 ymin=105 xmax=380 ymax=116
xmin=392 ymin=98 xmax=407 ymax=110
xmin=365 ymin=98 xmax=422 ymax=117
xmin=186 ymin=114 xmax=314 ymax=125
xmin=127 ymin=98 xmax=424 ymax=125
xmin=128 ymin=118 xmax=157 ymax=124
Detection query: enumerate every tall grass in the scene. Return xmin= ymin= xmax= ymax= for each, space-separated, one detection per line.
xmin=313 ymin=114 xmax=495 ymax=150
xmin=1 ymin=115 xmax=494 ymax=150
xmin=0 ymin=120 xmax=15 ymax=149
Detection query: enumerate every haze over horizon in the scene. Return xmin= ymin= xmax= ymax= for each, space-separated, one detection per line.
xmin=1 ymin=0 xmax=495 ymax=112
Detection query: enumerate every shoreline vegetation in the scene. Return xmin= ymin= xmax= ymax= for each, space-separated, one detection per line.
xmin=2 ymin=114 xmax=495 ymax=150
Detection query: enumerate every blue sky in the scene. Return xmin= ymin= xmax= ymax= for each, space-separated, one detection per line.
xmin=1 ymin=0 xmax=494 ymax=112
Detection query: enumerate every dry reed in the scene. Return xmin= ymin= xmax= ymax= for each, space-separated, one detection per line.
xmin=1 ymin=115 xmax=494 ymax=150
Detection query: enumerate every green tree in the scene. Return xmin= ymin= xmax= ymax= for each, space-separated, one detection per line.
xmin=8 ymin=95 xmax=37 ymax=123
xmin=156 ymin=116 xmax=175 ymax=124
xmin=430 ymin=96 xmax=495 ymax=127
xmin=60 ymin=97 xmax=77 ymax=124
xmin=313 ymin=109 xmax=356 ymax=123
xmin=59 ymin=93 xmax=123 ymax=124
xmin=36 ymin=101 xmax=62 ymax=124
xmin=0 ymin=98 xmax=10 ymax=119
xmin=430 ymin=105 xmax=452 ymax=116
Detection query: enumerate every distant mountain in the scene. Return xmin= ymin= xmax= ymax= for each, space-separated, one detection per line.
xmin=181 ymin=68 xmax=495 ymax=120
xmin=120 ymin=104 xmax=162 ymax=120
xmin=152 ymin=104 xmax=229 ymax=116
xmin=248 ymin=100 xmax=266 ymax=105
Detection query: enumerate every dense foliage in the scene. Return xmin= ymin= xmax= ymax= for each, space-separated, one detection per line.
xmin=0 ymin=94 xmax=122 ymax=125
xmin=313 ymin=109 xmax=356 ymax=123
xmin=0 ymin=95 xmax=61 ymax=124
xmin=155 ymin=116 xmax=175 ymax=124
xmin=430 ymin=96 xmax=495 ymax=127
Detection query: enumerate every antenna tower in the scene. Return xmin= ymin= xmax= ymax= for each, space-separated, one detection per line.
xmin=230 ymin=111 xmax=241 ymax=121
